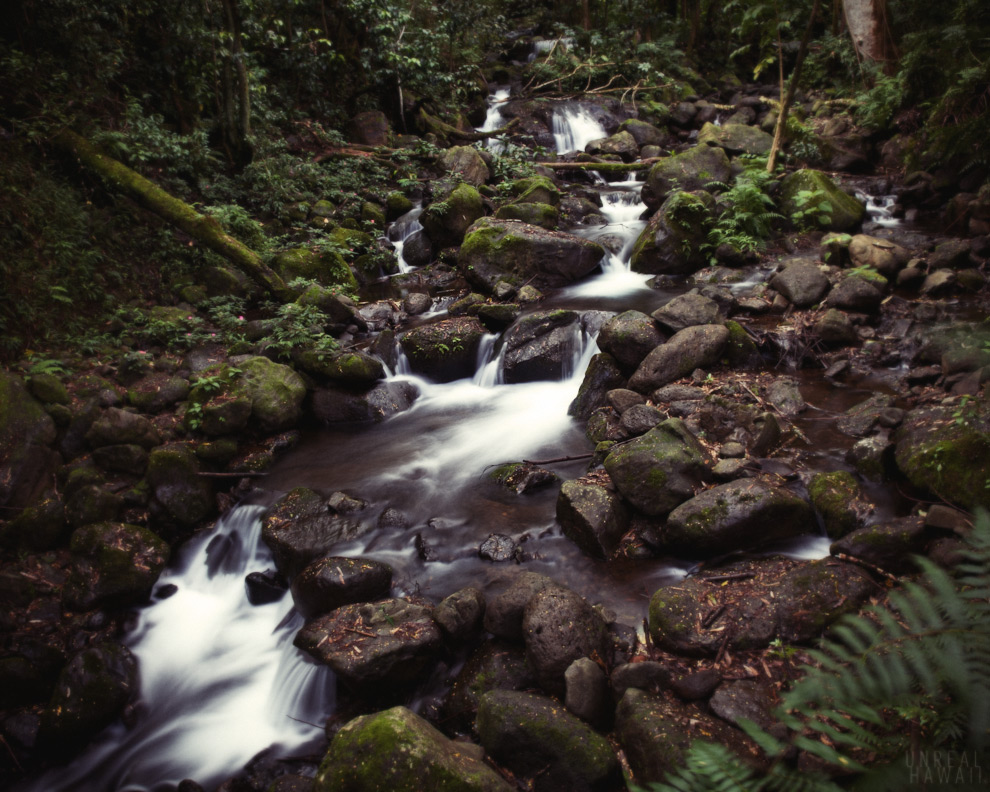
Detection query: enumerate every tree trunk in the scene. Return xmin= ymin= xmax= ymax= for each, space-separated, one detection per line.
xmin=766 ymin=0 xmax=822 ymax=174
xmin=218 ymin=0 xmax=253 ymax=169
xmin=842 ymin=0 xmax=897 ymax=72
xmin=55 ymin=129 xmax=289 ymax=300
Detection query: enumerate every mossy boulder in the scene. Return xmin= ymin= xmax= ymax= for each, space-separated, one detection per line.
xmin=386 ymin=190 xmax=414 ymax=220
xmin=651 ymin=292 xmax=722 ymax=333
xmin=509 ymin=175 xmax=561 ymax=206
xmin=421 ymin=182 xmax=486 ymax=247
xmin=295 ymin=350 xmax=385 ymax=385
xmin=501 ymin=309 xmax=581 ymax=384
xmin=830 ymin=516 xmax=929 ymax=575
xmin=641 ymin=145 xmax=731 ymax=210
xmin=567 ymin=353 xmax=626 ymax=421
xmin=697 ymin=121 xmax=773 ymax=155
xmin=808 ymin=470 xmax=872 ymax=538
xmin=775 ymin=559 xmax=875 ymax=642
xmin=62 ymin=522 xmax=169 ymax=611
xmin=443 ymin=641 xmax=538 ymax=730
xmin=556 ymin=479 xmax=630 ymax=559
xmin=399 ymin=316 xmax=487 ymax=382
xmin=618 ymin=118 xmax=667 ymax=147
xmin=65 ymin=483 xmax=124 ymax=528
xmin=315 ymin=706 xmax=512 ymax=792
xmin=3 ymin=493 xmax=68 ymax=551
xmin=0 ymin=371 xmax=59 ymax=509
xmin=769 ymin=260 xmax=831 ymax=307
xmin=229 ymin=356 xmax=306 ymax=432
xmin=629 ymin=191 xmax=713 ymax=275
xmin=146 ymin=445 xmax=215 ymax=537
xmin=595 ymin=310 xmax=664 ymax=373
xmin=439 ymin=146 xmax=491 ymax=186
xmin=273 ymin=247 xmax=358 ymax=291
xmin=628 ymin=323 xmax=729 ymax=393
xmin=661 ymin=476 xmax=815 ymax=556
xmin=588 ymin=129 xmax=639 ymax=161
xmin=28 ymin=372 xmax=70 ymax=405
xmin=779 ymin=169 xmax=865 ymax=232
xmin=603 ymin=418 xmax=709 ymax=516
xmin=848 ymin=234 xmax=911 ymax=276
xmin=85 ymin=406 xmax=161 ymax=450
xmin=127 ymin=373 xmax=191 ymax=414
xmin=458 ymin=217 xmax=606 ymax=293
xmin=312 ymin=381 xmax=419 ymax=424
xmin=476 ymin=690 xmax=620 ymax=792
xmin=494 ymin=202 xmax=558 ymax=229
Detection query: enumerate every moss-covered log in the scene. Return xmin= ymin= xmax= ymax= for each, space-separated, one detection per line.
xmin=54 ymin=129 xmax=289 ymax=299
xmin=417 ymin=109 xmax=519 ymax=141
xmin=536 ymin=159 xmax=659 ymax=173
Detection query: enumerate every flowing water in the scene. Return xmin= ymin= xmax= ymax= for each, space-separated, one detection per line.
xmin=477 ymin=87 xmax=510 ymax=154
xmin=386 ymin=203 xmax=424 ymax=274
xmin=552 ymin=104 xmax=608 ymax=155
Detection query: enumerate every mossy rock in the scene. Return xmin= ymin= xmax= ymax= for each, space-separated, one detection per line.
xmin=617 ymin=118 xmax=667 ymax=147
xmin=556 ymin=479 xmax=629 ymax=559
xmin=443 ymin=641 xmax=538 ymax=730
xmin=509 ymin=175 xmax=561 ymax=206
xmin=567 ymin=353 xmax=626 ymax=421
xmin=85 ymin=406 xmax=161 ymax=450
xmin=230 ymin=356 xmax=307 ymax=432
xmin=808 ymin=470 xmax=871 ymax=538
xmin=65 ymin=483 xmax=124 ymax=528
xmin=641 ymin=145 xmax=731 ymax=210
xmin=779 ymin=169 xmax=865 ymax=232
xmin=295 ymin=350 xmax=385 ymax=385
xmin=398 ymin=317 xmax=487 ymax=382
xmin=273 ymin=247 xmax=358 ymax=291
xmin=697 ymin=122 xmax=773 ymax=155
xmin=315 ymin=706 xmax=512 ymax=792
xmin=4 ymin=493 xmax=68 ymax=551
xmin=421 ymin=182 xmax=486 ymax=248
xmin=630 ymin=191 xmax=712 ymax=275
xmin=146 ymin=445 xmax=216 ymax=534
xmin=494 ymin=202 xmax=558 ymax=229
xmin=361 ymin=201 xmax=386 ymax=227
xmin=488 ymin=462 xmax=559 ymax=494
xmin=595 ymin=310 xmax=664 ymax=373
xmin=28 ymin=372 xmax=70 ymax=405
xmin=290 ymin=556 xmax=393 ymax=618
xmin=776 ymin=559 xmax=874 ymax=642
xmin=439 ymin=146 xmax=491 ymax=186
xmin=386 ymin=190 xmax=415 ymax=220
xmin=723 ymin=319 xmax=761 ymax=367
xmin=0 ymin=370 xmax=59 ymax=509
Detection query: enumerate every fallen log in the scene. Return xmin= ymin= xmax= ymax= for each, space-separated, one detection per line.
xmin=54 ymin=129 xmax=290 ymax=300
xmin=417 ymin=108 xmax=519 ymax=141
xmin=535 ymin=158 xmax=660 ymax=173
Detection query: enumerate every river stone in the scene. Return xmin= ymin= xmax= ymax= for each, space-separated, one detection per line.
xmin=434 ymin=587 xmax=485 ymax=641
xmin=295 ymin=598 xmax=442 ymax=687
xmin=312 ymin=380 xmax=418 ymax=424
xmin=604 ymin=418 xmax=709 ymax=516
xmin=477 ymin=303 xmax=521 ymax=332
xmin=438 ymin=146 xmax=490 ymax=186
xmin=775 ymin=560 xmax=875 ymax=643
xmin=567 ymin=353 xmax=626 ymax=421
xmin=830 ymin=516 xmax=929 ymax=575
xmin=509 ymin=175 xmax=561 ymax=206
xmin=290 ymin=556 xmax=393 ymax=618
xmin=402 ymin=229 xmax=433 ymax=268
xmin=565 ymin=657 xmax=610 ymax=727
xmin=494 ymin=202 xmax=558 ymax=229
xmin=556 ymin=479 xmax=630 ymax=559
xmin=40 ymin=643 xmax=138 ymax=753
xmin=620 ymin=404 xmax=664 ymax=435
xmin=295 ymin=351 xmax=385 ymax=386
xmin=62 ymin=522 xmax=169 ymax=611
xmin=765 ymin=377 xmax=806 ymax=416
xmin=487 ymin=463 xmax=558 ymax=495
xmin=808 ymin=470 xmax=872 ymax=538
xmin=459 ymin=217 xmax=606 ymax=293
xmin=588 ymin=129 xmax=638 ymax=160
xmin=618 ymin=118 xmax=667 ymax=147
xmin=229 ymin=356 xmax=306 ymax=432
xmin=476 ymin=690 xmax=619 ymax=792
xmin=709 ymin=679 xmax=775 ymax=729
xmin=85 ymin=406 xmax=160 ymax=450
xmin=596 ymin=310 xmax=664 ymax=373
xmin=502 ymin=310 xmax=580 ymax=383
xmin=610 ymin=661 xmax=670 ymax=699
xmin=769 ymin=261 xmax=830 ymax=307
xmin=522 ymin=586 xmax=610 ymax=695
xmin=608 ymin=388 xmax=645 ymax=413
xmin=262 ymin=488 xmax=368 ymax=579
xmin=838 ymin=393 xmax=894 ymax=437
xmin=814 ymin=308 xmax=858 ymax=346
xmin=846 ymin=434 xmax=893 ymax=480
xmin=147 ymin=445 xmax=216 ymax=537
xmin=420 ymin=182 xmax=485 ymax=248
xmin=779 ymin=169 xmax=865 ymax=232
xmin=825 ymin=274 xmax=885 ymax=312
xmin=614 ymin=688 xmax=758 ymax=785
xmin=92 ymin=443 xmax=149 ymax=475
xmin=399 ymin=317 xmax=487 ymax=382
xmin=443 ymin=641 xmax=539 ymax=730
xmin=642 ymin=145 xmax=731 ymax=209
xmin=3 ymin=493 xmax=68 ymax=551
xmin=245 ymin=569 xmax=287 ymax=605
xmin=484 ymin=572 xmax=567 ymax=641
xmin=661 ymin=476 xmax=815 ymax=557
xmin=928 ymin=238 xmax=972 ymax=269
xmin=921 ymin=268 xmax=956 ymax=295
xmin=127 ymin=372 xmax=191 ymax=413
xmin=64 ymin=483 xmax=124 ymax=528
xmin=628 ymin=324 xmax=729 ymax=393
xmin=629 ymin=191 xmax=712 ymax=276
xmin=670 ymin=668 xmax=722 ymax=701
xmin=315 ymin=705 xmax=512 ymax=792
xmin=198 ymin=393 xmax=252 ymax=436
xmin=848 ymin=234 xmax=910 ymax=276
xmin=651 ymin=293 xmax=722 ymax=333
xmin=696 ymin=121 xmax=773 ymax=155
xmin=894 ymin=402 xmax=990 ymax=511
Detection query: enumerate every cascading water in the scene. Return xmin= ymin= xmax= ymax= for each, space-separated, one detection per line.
xmin=856 ymin=191 xmax=901 ymax=229
xmin=477 ymin=87 xmax=511 ymax=154
xmin=552 ymin=104 xmax=608 ymax=155
xmin=387 ymin=203 xmax=424 ymax=274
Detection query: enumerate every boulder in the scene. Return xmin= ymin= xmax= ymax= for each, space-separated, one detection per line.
xmin=617 ymin=118 xmax=667 ymax=147
xmin=62 ymin=522 xmax=169 ymax=611
xmin=311 ymin=381 xmax=419 ymax=424
xmin=588 ymin=129 xmax=639 ymax=160
xmin=596 ymin=311 xmax=664 ymax=373
xmin=295 ymin=351 xmax=385 ymax=386
xmin=814 ymin=309 xmax=858 ymax=346
xmin=775 ymin=559 xmax=875 ymax=643
xmin=508 ymin=175 xmax=561 ymax=206
xmin=709 ymin=679 xmax=775 ymax=729
xmin=642 ymin=145 xmax=731 ymax=209
xmin=769 ymin=261 xmax=830 ymax=307
xmin=290 ymin=556 xmax=393 ymax=618
xmin=779 ymin=169 xmax=865 ymax=232
xmin=568 ymin=353 xmax=626 ymax=420
xmin=556 ymin=479 xmax=630 ymax=559
xmin=697 ymin=122 xmax=773 ymax=155
xmin=651 ymin=293 xmax=722 ymax=332
xmin=628 ymin=324 xmax=729 ymax=393
xmin=629 ymin=191 xmax=712 ymax=275
xmin=848 ymin=234 xmax=911 ymax=277
xmin=487 ymin=462 xmax=558 ymax=495
xmin=483 ymin=572 xmax=566 ymax=642
xmin=421 ymin=182 xmax=486 ymax=247
xmin=434 ymin=587 xmax=486 ymax=641
xmin=262 ymin=488 xmax=368 ymax=579
xmin=294 ymin=598 xmax=442 ymax=687
xmin=830 ymin=516 xmax=929 ymax=575
xmin=230 ymin=356 xmax=307 ymax=432
xmin=603 ymin=419 xmax=709 ymax=516
xmin=661 ymin=476 xmax=815 ymax=556
xmin=494 ymin=202 xmax=558 ymax=229
xmin=565 ymin=657 xmax=610 ymax=727
xmin=127 ymin=373 xmax=191 ymax=413
xmin=824 ymin=275 xmax=885 ymax=312
xmin=348 ymin=110 xmax=390 ymax=146
xmin=501 ymin=310 xmax=581 ymax=383
xmin=458 ymin=217 xmax=606 ymax=292
xmin=315 ymin=706 xmax=511 ymax=792
xmin=808 ymin=470 xmax=872 ymax=538
xmin=443 ymin=641 xmax=538 ymax=730
xmin=438 ymin=146 xmax=490 ymax=186
xmin=272 ymin=247 xmax=358 ymax=290
xmin=476 ymin=690 xmax=619 ymax=792
xmin=147 ymin=445 xmax=216 ymax=538
xmin=85 ymin=406 xmax=160 ymax=450
xmin=399 ymin=317 xmax=488 ymax=382
xmin=838 ymin=393 xmax=894 ymax=437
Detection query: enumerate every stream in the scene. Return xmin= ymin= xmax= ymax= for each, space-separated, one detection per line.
xmin=20 ymin=102 xmax=914 ymax=792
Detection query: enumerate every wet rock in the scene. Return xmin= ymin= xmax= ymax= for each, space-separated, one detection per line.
xmin=712 ymin=458 xmax=748 ymax=480
xmin=586 ymin=407 xmax=626 ymax=444
xmin=697 ymin=122 xmax=773 ymax=155
xmin=814 ymin=308 xmax=858 ymax=346
xmin=837 ymin=393 xmax=894 ymax=437
xmin=596 ymin=310 xmax=664 ymax=373
xmin=710 ymin=680 xmax=775 ymax=729
xmin=614 ymin=688 xmax=757 ymax=785
xmin=262 ymin=488 xmax=368 ymax=579
xmin=495 ymin=201 xmax=558 ymax=229
xmin=618 ymin=118 xmax=667 ymax=147
xmin=62 ymin=522 xmax=169 ymax=611
xmin=920 ymin=268 xmax=957 ymax=295
xmin=630 ymin=191 xmax=713 ymax=275
xmin=928 ymin=238 xmax=972 ymax=269
xmin=487 ymin=462 xmax=559 ymax=495
xmin=603 ymin=418 xmax=709 ymax=517
xmin=765 ymin=377 xmax=806 ymax=417
xmin=434 ymin=587 xmax=485 ymax=641
xmin=825 ymin=275 xmax=885 ymax=312
xmin=522 ymin=587 xmax=610 ymax=695
xmin=848 ymin=234 xmax=910 ymax=276
xmin=295 ymin=598 xmax=442 ymax=688
xmin=399 ymin=316 xmax=487 ymax=382
xmin=40 ymin=643 xmax=138 ymax=754
xmin=312 ymin=380 xmax=419 ymax=424
xmin=830 ymin=516 xmax=929 ymax=575
xmin=620 ymin=403 xmax=664 ymax=435
xmin=568 ymin=353 xmax=626 ymax=421
xmin=484 ymin=572 xmax=566 ymax=641
xmin=147 ymin=445 xmax=216 ymax=538
xmin=652 ymin=293 xmax=722 ymax=333
xmin=846 ymin=435 xmax=893 ymax=480
xmin=779 ymin=169 xmax=865 ymax=232
xmin=127 ymin=373 xmax=191 ymax=413
xmin=315 ymin=706 xmax=511 ymax=792
xmin=588 ymin=129 xmax=639 ymax=160
xmin=556 ymin=480 xmax=630 ymax=560
xmin=661 ymin=476 xmax=815 ymax=557
xmin=402 ymin=230 xmax=434 ymax=268
xmin=85 ymin=406 xmax=160 ymax=450
xmin=420 ymin=182 xmax=485 ymax=247
xmin=230 ymin=356 xmax=307 ymax=432
xmin=479 ymin=533 xmax=519 ymax=562
xmin=669 ymin=668 xmax=721 ymax=701
xmin=502 ymin=310 xmax=581 ymax=384
xmin=443 ymin=641 xmax=538 ymax=730
xmin=808 ymin=471 xmax=873 ymax=538
xmin=769 ymin=261 xmax=830 ymax=307
xmin=296 ymin=351 xmax=385 ymax=386
xmin=64 ymin=483 xmax=124 ymax=528
xmin=458 ymin=217 xmax=606 ymax=293
xmin=290 ymin=557 xmax=393 ymax=618
xmin=775 ymin=560 xmax=875 ymax=643
xmin=438 ymin=146 xmax=490 ymax=187
xmin=642 ymin=145 xmax=731 ymax=209
xmin=245 ymin=569 xmax=287 ymax=605
xmin=628 ymin=324 xmax=729 ymax=393
xmin=92 ymin=443 xmax=150 ymax=475
xmin=565 ymin=657 xmax=610 ymax=727
xmin=476 ymin=690 xmax=619 ymax=792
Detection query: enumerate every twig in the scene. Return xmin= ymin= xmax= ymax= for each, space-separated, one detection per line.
xmin=705 ymin=572 xmax=756 ymax=583
xmin=702 ymin=603 xmax=728 ymax=629
xmin=522 ymin=453 xmax=593 ymax=465
xmin=833 ymin=551 xmax=900 ymax=583
xmin=197 ymin=471 xmax=267 ymax=478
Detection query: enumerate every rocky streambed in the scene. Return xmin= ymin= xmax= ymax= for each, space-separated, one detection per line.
xmin=2 ymin=80 xmax=990 ymax=792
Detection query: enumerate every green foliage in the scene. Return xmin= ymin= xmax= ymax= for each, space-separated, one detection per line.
xmin=704 ymin=156 xmax=782 ymax=259
xmin=790 ymin=189 xmax=833 ymax=229
xmin=260 ymin=302 xmax=339 ymax=361
xmin=637 ymin=512 xmax=990 ymax=791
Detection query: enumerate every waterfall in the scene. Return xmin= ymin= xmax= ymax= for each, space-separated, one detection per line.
xmin=477 ymin=88 xmax=511 ymax=154
xmin=387 ymin=203 xmax=424 ymax=274
xmin=552 ymin=104 xmax=608 ymax=155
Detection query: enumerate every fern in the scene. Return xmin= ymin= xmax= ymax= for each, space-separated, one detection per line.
xmin=636 ymin=512 xmax=990 ymax=791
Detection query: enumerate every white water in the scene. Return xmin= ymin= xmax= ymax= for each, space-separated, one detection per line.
xmin=19 ymin=507 xmax=334 ymax=792
xmin=856 ymin=191 xmax=900 ymax=229
xmin=477 ymin=87 xmax=510 ymax=154
xmin=388 ymin=203 xmax=424 ymax=273
xmin=552 ymin=104 xmax=608 ymax=154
